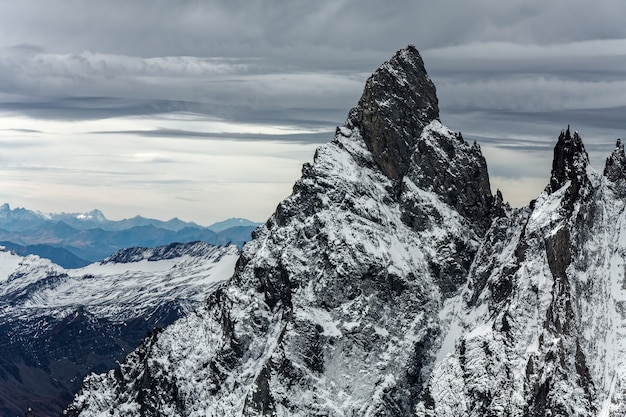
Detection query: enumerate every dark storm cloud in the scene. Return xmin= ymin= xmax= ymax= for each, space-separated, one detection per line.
xmin=2 ymin=1 xmax=626 ymax=160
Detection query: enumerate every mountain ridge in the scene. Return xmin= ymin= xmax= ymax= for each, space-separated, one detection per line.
xmin=0 ymin=203 xmax=261 ymax=232
xmin=0 ymin=205 xmax=261 ymax=266
xmin=64 ymin=45 xmax=626 ymax=416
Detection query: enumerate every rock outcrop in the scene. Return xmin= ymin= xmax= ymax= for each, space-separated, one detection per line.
xmin=346 ymin=45 xmax=439 ymax=181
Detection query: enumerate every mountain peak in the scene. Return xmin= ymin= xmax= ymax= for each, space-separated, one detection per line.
xmin=0 ymin=203 xmax=10 ymax=217
xmin=346 ymin=44 xmax=439 ymax=180
xmin=546 ymin=126 xmax=590 ymax=195
xmin=604 ymin=138 xmax=626 ymax=195
xmin=61 ymin=47 xmax=626 ymax=417
xmin=207 ymin=217 xmax=261 ymax=233
xmin=604 ymin=138 xmax=626 ymax=181
xmin=76 ymin=209 xmax=107 ymax=222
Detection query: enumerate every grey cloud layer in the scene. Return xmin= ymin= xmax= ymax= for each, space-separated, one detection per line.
xmin=0 ymin=47 xmax=364 ymax=126
xmin=6 ymin=1 xmax=626 ymax=56
xmin=2 ymin=2 xmax=624 ymax=122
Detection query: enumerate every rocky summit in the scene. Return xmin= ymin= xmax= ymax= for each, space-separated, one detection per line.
xmin=64 ymin=46 xmax=626 ymax=416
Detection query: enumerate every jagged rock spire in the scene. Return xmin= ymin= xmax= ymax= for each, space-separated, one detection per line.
xmin=546 ymin=126 xmax=590 ymax=195
xmin=604 ymin=138 xmax=626 ymax=182
xmin=344 ymin=45 xmax=493 ymax=234
xmin=346 ymin=45 xmax=439 ymax=180
xmin=604 ymin=138 xmax=626 ymax=195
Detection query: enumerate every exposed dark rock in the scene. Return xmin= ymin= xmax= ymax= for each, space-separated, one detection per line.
xmin=404 ymin=128 xmax=494 ymax=234
xmin=604 ymin=138 xmax=626 ymax=195
xmin=604 ymin=139 xmax=626 ymax=181
xmin=575 ymin=339 xmax=596 ymax=407
xmin=246 ymin=363 xmax=276 ymax=415
xmin=546 ymin=126 xmax=590 ymax=196
xmin=545 ymin=226 xmax=572 ymax=282
xmin=346 ymin=44 xmax=439 ymax=181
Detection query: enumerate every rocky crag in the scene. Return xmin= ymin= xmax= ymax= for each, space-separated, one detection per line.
xmin=64 ymin=46 xmax=626 ymax=416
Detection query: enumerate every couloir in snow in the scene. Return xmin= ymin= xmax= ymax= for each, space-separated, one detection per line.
xmin=64 ymin=46 xmax=626 ymax=416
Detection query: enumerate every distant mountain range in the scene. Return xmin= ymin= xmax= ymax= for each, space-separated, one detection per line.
xmin=0 ymin=203 xmax=261 ymax=267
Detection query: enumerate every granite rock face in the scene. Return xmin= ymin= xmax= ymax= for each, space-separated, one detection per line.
xmin=604 ymin=138 xmax=626 ymax=196
xmin=346 ymin=45 xmax=439 ymax=181
xmin=423 ymin=126 xmax=626 ymax=416
xmin=547 ymin=127 xmax=589 ymax=194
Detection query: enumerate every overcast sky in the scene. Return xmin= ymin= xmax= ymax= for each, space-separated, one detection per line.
xmin=1 ymin=1 xmax=626 ymax=224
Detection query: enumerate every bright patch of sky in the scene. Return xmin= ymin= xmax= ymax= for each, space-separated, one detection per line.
xmin=0 ymin=112 xmax=319 ymax=222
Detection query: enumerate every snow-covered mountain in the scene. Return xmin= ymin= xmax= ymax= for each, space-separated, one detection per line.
xmin=420 ymin=128 xmax=624 ymax=416
xmin=0 ymin=204 xmax=199 ymax=232
xmin=207 ymin=218 xmax=262 ymax=233
xmin=0 ymin=205 xmax=260 ymax=266
xmin=63 ymin=45 xmax=626 ymax=416
xmin=0 ymin=242 xmax=239 ymax=417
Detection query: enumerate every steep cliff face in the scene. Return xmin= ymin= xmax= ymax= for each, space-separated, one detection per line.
xmin=65 ymin=46 xmax=626 ymax=417
xmin=346 ymin=45 xmax=439 ymax=181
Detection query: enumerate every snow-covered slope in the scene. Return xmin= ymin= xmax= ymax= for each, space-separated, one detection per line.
xmin=64 ymin=45 xmax=626 ymax=417
xmin=0 ymin=242 xmax=239 ymax=417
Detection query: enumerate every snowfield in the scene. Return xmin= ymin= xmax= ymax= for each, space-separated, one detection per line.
xmin=1 ymin=242 xmax=239 ymax=321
